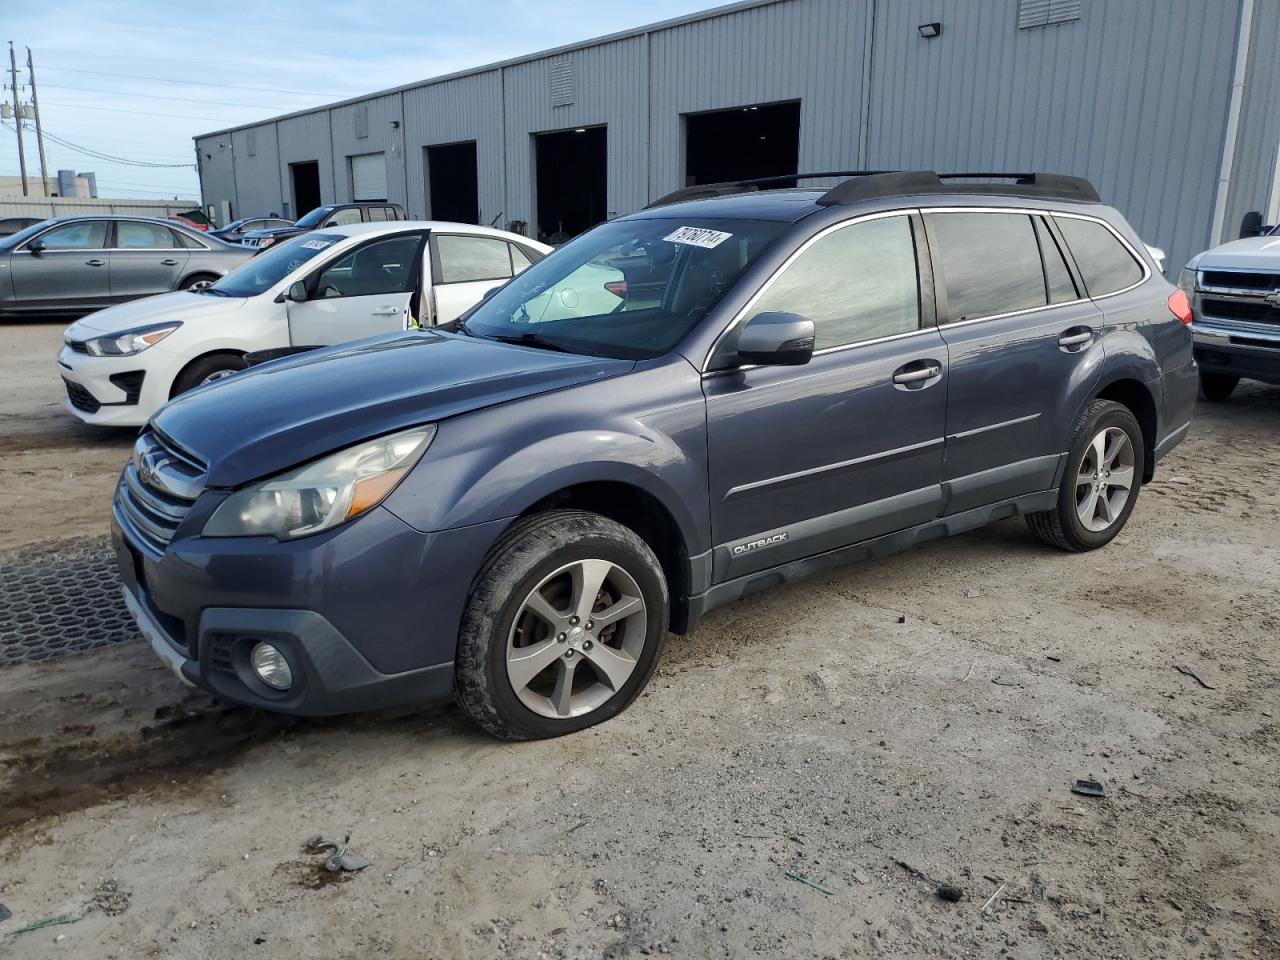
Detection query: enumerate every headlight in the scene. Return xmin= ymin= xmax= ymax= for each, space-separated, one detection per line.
xmin=84 ymin=322 xmax=181 ymax=357
xmin=1177 ymin=267 xmax=1197 ymax=302
xmin=203 ymin=425 xmax=436 ymax=540
xmin=257 ymin=237 xmax=276 ymax=249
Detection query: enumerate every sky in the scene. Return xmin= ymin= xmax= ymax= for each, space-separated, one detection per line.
xmin=1 ymin=0 xmax=722 ymax=201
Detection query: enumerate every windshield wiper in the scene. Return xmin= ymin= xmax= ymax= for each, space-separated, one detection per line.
xmin=487 ymin=332 xmax=574 ymax=354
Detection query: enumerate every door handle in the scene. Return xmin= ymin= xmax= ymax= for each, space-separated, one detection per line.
xmin=371 ymin=306 xmax=402 ymax=316
xmin=892 ymin=363 xmax=942 ymax=385
xmin=160 ymin=258 xmax=179 ymax=266
xmin=85 ymin=259 xmax=105 ymax=267
xmin=1058 ymin=328 xmax=1093 ymax=348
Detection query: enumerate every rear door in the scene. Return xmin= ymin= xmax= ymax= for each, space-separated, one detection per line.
xmin=703 ymin=212 xmax=948 ymax=582
xmin=429 ymin=233 xmax=520 ymax=323
xmin=287 ymin=231 xmax=427 ymax=345
xmin=9 ymin=219 xmax=112 ymax=311
xmin=924 ymin=209 xmax=1104 ymax=514
xmin=108 ymin=221 xmax=191 ymax=301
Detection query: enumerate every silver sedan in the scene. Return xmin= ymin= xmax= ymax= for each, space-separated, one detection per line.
xmin=0 ymin=215 xmax=252 ymax=319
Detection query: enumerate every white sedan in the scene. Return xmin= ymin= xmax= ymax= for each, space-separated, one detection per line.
xmin=57 ymin=221 xmax=550 ymax=426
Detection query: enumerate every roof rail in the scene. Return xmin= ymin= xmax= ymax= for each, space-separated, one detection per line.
xmin=817 ymin=171 xmax=1101 ymax=206
xmin=645 ymin=170 xmax=892 ymax=209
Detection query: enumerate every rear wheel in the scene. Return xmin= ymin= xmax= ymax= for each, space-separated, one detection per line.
xmin=1026 ymin=399 xmax=1144 ymax=552
xmin=455 ymin=510 xmax=668 ymax=740
xmin=169 ymin=352 xmax=245 ymax=398
xmin=1197 ymin=372 xmax=1238 ymax=402
xmin=180 ymin=273 xmax=219 ymax=292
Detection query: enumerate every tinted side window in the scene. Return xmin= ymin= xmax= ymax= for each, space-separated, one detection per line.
xmin=116 ymin=221 xmax=178 ymax=248
xmin=928 ymin=212 xmax=1046 ymax=321
xmin=327 ymin=208 xmax=363 ymax=227
xmin=367 ymin=206 xmax=388 ymax=222
xmin=1053 ymin=216 xmax=1143 ymax=296
xmin=510 ymin=244 xmax=534 ymax=274
xmin=748 ymin=215 xmax=920 ymax=350
xmin=437 ymin=235 xmax=513 ymax=283
xmin=314 ymin=235 xmax=420 ymax=298
xmin=35 ymin=221 xmax=108 ymax=250
xmin=1034 ymin=217 xmax=1077 ymax=303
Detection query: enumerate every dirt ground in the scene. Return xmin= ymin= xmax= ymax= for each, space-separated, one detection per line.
xmin=1 ymin=320 xmax=1278 ymax=959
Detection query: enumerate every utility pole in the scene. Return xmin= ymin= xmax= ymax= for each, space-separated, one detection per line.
xmin=7 ymin=42 xmax=28 ymax=196
xmin=26 ymin=47 xmax=48 ymax=196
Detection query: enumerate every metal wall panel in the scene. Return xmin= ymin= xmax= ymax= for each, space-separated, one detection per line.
xmin=502 ymin=35 xmax=650 ymax=234
xmin=276 ymin=112 xmax=337 ymax=216
xmin=1224 ymin=0 xmax=1280 ymax=246
xmin=230 ymin=123 xmax=282 ymax=218
xmin=402 ymin=70 xmax=505 ymax=222
xmin=328 ymin=93 xmax=407 ymax=207
xmin=195 ymin=135 xmax=237 ymax=220
xmin=0 ymin=197 xmax=197 ymax=219
xmin=648 ymin=0 xmax=871 ymax=198
xmin=866 ymin=0 xmax=1240 ymax=276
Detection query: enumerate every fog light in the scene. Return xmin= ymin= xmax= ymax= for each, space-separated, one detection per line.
xmin=250 ymin=641 xmax=293 ymax=690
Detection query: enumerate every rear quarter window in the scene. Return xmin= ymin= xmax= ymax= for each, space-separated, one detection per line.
xmin=1053 ymin=216 xmax=1144 ymax=296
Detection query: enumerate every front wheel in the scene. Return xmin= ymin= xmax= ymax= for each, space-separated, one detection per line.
xmin=1026 ymin=399 xmax=1145 ymax=552
xmin=455 ymin=510 xmax=669 ymax=740
xmin=169 ymin=351 xmax=246 ymax=398
xmin=1197 ymin=372 xmax=1238 ymax=402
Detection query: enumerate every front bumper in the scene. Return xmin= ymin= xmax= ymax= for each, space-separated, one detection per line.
xmin=1192 ymin=322 xmax=1280 ymax=386
xmin=57 ymin=344 xmax=171 ymax=426
xmin=112 ymin=500 xmax=510 ymax=716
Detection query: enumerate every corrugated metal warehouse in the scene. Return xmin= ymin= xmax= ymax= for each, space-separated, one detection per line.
xmin=194 ymin=0 xmax=1280 ymax=276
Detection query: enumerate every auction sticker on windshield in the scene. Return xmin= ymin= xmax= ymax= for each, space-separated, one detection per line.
xmin=663 ymin=226 xmax=733 ymax=249
xmin=301 ymin=239 xmax=334 ymax=250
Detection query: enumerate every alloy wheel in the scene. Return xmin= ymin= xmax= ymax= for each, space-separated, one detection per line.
xmin=505 ymin=558 xmax=648 ymax=719
xmin=188 ymin=279 xmax=213 ymax=291
xmin=1076 ymin=426 xmax=1135 ymax=532
xmin=199 ymin=369 xmax=237 ymax=386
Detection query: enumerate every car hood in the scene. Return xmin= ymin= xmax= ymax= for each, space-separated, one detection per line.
xmin=1192 ymin=235 xmax=1280 ymax=271
xmin=66 ymin=291 xmax=247 ymax=335
xmin=152 ymin=330 xmax=634 ymax=487
xmin=242 ymin=226 xmax=300 ymax=240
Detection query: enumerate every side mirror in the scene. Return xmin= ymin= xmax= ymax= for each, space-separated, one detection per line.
xmin=481 ymin=285 xmax=503 ymax=301
xmin=287 ymin=280 xmax=308 ymax=302
xmin=27 ymin=238 xmax=45 ymax=254
xmin=1239 ymin=210 xmax=1264 ymax=239
xmin=737 ymin=311 xmax=815 ymax=367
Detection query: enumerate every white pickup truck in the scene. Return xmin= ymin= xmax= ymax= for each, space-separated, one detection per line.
xmin=1180 ymin=216 xmax=1280 ymax=401
xmin=57 ymin=222 xmax=553 ymax=426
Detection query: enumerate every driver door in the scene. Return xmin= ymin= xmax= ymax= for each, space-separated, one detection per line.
xmin=287 ymin=232 xmax=426 ymax=345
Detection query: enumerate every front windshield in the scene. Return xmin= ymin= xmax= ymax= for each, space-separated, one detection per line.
xmin=208 ymin=233 xmax=345 ymax=298
xmin=0 ymin=220 xmax=53 ymax=252
xmin=461 ymin=217 xmax=787 ymax=359
xmin=292 ymin=206 xmax=333 ymax=229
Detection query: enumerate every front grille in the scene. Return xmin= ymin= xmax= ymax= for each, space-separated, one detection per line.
xmin=1202 ymin=270 xmax=1280 ymax=292
xmin=116 ymin=430 xmax=207 ymax=554
xmin=65 ymin=338 xmax=90 ymax=354
xmin=1200 ymin=298 xmax=1280 ymax=326
xmin=108 ymin=370 xmax=146 ymax=405
xmin=63 ymin=379 xmax=100 ymax=413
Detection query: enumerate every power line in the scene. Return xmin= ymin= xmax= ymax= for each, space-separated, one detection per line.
xmin=37 ymin=97 xmax=237 ymax=123
xmin=38 ymin=64 xmax=350 ymax=99
xmin=37 ymin=81 xmax=320 ymax=110
xmin=3 ymin=120 xmax=194 ymax=167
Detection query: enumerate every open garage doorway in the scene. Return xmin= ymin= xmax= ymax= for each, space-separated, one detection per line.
xmin=426 ymin=141 xmax=479 ymax=224
xmin=534 ymin=125 xmax=606 ymax=244
xmin=684 ymin=100 xmax=801 ymax=187
xmin=290 ymin=161 xmax=321 ymax=218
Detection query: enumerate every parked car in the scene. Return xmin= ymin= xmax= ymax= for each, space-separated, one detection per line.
xmin=208 ymin=216 xmax=293 ymax=245
xmin=0 ymin=215 xmax=43 ymax=238
xmin=59 ymin=221 xmax=547 ymax=424
xmin=168 ymin=215 xmax=209 ymax=233
xmin=0 ymin=215 xmax=252 ymax=320
xmin=242 ymin=202 xmax=407 ymax=250
xmin=112 ymin=170 xmax=1196 ymax=740
xmin=1179 ymin=215 xmax=1280 ymax=400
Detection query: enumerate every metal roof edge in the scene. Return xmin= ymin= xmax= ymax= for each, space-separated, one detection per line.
xmin=194 ymin=0 xmax=788 ymax=141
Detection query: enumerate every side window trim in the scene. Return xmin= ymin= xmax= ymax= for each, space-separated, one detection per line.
xmin=1032 ymin=215 xmax=1081 ymax=302
xmin=1040 ymin=214 xmax=1085 ymax=297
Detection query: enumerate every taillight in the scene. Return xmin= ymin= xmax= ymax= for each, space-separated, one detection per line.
xmin=1167 ymin=289 xmax=1193 ymax=326
xmin=604 ymin=280 xmax=628 ymax=298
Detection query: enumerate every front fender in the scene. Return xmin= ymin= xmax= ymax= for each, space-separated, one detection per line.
xmin=382 ymin=357 xmax=711 ymax=556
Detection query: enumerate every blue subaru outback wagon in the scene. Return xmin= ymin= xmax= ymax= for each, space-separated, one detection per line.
xmin=113 ymin=171 xmax=1197 ymax=739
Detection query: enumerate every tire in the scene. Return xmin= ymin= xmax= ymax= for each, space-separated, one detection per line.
xmin=1026 ymin=399 xmax=1145 ymax=552
xmin=455 ymin=509 xmax=669 ymax=740
xmin=169 ymin=352 xmax=246 ymax=398
xmin=1197 ymin=372 xmax=1238 ymax=402
xmin=180 ymin=273 xmax=219 ymax=292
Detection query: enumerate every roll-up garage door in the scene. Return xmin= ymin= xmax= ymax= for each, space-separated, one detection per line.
xmin=351 ymin=153 xmax=387 ymax=201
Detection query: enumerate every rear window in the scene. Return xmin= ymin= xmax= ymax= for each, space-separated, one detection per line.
xmin=927 ymin=212 xmax=1046 ymax=322
xmin=1053 ymin=216 xmax=1144 ymax=296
